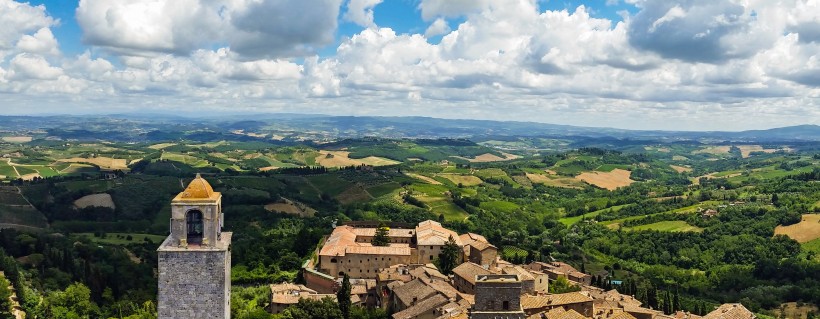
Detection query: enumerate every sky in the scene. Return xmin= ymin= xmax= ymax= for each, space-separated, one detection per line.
xmin=0 ymin=0 xmax=818 ymax=131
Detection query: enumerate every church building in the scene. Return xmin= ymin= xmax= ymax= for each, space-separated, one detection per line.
xmin=157 ymin=174 xmax=232 ymax=319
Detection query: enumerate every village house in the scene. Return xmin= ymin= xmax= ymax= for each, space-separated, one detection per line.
xmin=702 ymin=304 xmax=755 ymax=319
xmin=268 ymin=283 xmax=336 ymax=314
xmin=527 ymin=261 xmax=593 ymax=286
xmin=501 ymin=265 xmax=549 ymax=294
xmin=316 ymin=220 xmax=464 ymax=280
xmin=452 ymin=262 xmax=496 ymax=294
xmin=521 ymin=292 xmax=595 ymax=318
xmin=459 ymin=233 xmax=498 ymax=269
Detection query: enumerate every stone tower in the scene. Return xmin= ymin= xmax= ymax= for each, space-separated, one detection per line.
xmin=470 ymin=274 xmax=526 ymax=319
xmin=157 ymin=174 xmax=232 ymax=319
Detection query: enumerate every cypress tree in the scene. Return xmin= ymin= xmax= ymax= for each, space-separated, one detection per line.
xmin=436 ymin=235 xmax=460 ymax=275
xmin=372 ymin=223 xmax=390 ymax=247
xmin=337 ymin=274 xmax=352 ymax=319
xmin=673 ymin=290 xmax=681 ymax=313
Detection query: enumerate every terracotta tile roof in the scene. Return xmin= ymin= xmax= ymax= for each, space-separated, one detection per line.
xmin=416 ymin=220 xmax=463 ymax=246
xmin=392 ymin=279 xmax=437 ymax=306
xmin=345 ymin=245 xmax=412 ymax=255
xmin=675 ymin=311 xmax=703 ymax=319
xmin=594 ymin=299 xmax=622 ymax=310
xmin=460 ymin=233 xmax=496 ymax=251
xmin=461 ymin=232 xmax=488 ymax=243
xmin=436 ymin=301 xmax=470 ymax=319
xmin=319 ymin=226 xmax=358 ymax=257
xmin=529 ymin=307 xmax=589 ymax=319
xmin=703 ymin=304 xmax=755 ymax=319
xmin=468 ymin=240 xmax=496 ymax=251
xmin=623 ymin=305 xmax=661 ymax=315
xmin=270 ymin=283 xmax=315 ymax=294
xmin=496 ymin=258 xmax=514 ymax=268
xmin=409 ymin=265 xmax=448 ymax=281
xmin=544 ymin=307 xmax=568 ymax=317
xmin=558 ymin=309 xmax=589 ymax=319
xmin=428 ymin=280 xmax=460 ymax=299
xmin=542 ymin=262 xmax=590 ymax=279
xmin=521 ymin=292 xmax=593 ymax=310
xmin=452 ymin=262 xmax=494 ymax=285
xmin=271 ymin=293 xmax=335 ymax=305
xmin=503 ymin=266 xmax=536 ymax=281
xmin=438 ymin=312 xmax=469 ymax=319
xmin=456 ymin=293 xmax=474 ymax=306
xmin=387 ymin=281 xmax=405 ymax=290
xmin=609 ymin=311 xmax=639 ymax=319
xmin=351 ymin=283 xmax=369 ymax=295
xmin=351 ymin=227 xmax=416 ymax=238
xmin=590 ymin=289 xmax=642 ymax=307
xmin=271 ymin=294 xmax=301 ymax=304
xmin=392 ymin=294 xmax=449 ymax=319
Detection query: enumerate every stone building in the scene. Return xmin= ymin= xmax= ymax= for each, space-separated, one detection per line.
xmin=317 ymin=220 xmax=464 ymax=279
xmin=521 ymin=292 xmax=595 ymax=318
xmin=268 ymin=283 xmax=335 ymax=314
xmin=459 ymin=233 xmax=498 ymax=269
xmin=157 ymin=174 xmax=232 ymax=319
xmin=502 ymin=265 xmax=549 ymax=294
xmin=452 ymin=262 xmax=495 ymax=294
xmin=470 ymin=274 xmax=526 ymax=319
xmin=528 ymin=261 xmax=593 ymax=285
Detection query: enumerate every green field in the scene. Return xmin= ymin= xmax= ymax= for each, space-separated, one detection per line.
xmin=34 ymin=166 xmax=61 ymax=177
xmin=559 ymin=204 xmax=631 ymax=226
xmin=626 ymin=220 xmax=704 ymax=232
xmin=366 ymin=182 xmax=401 ymax=198
xmin=601 ymin=201 xmax=720 ymax=228
xmin=802 ymin=238 xmax=820 ymax=261
xmin=161 ymin=152 xmax=209 ymax=167
xmin=13 ymin=165 xmax=35 ymax=175
xmin=479 ymin=201 xmax=520 ymax=213
xmin=418 ymin=196 xmax=468 ymax=221
xmin=596 ymin=164 xmax=630 ymax=172
xmin=306 ymin=174 xmax=352 ymax=197
xmin=0 ymin=161 xmax=17 ymax=177
xmin=502 ymin=246 xmax=528 ymax=259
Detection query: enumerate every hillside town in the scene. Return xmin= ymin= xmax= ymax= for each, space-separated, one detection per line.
xmin=287 ymin=220 xmax=757 ymax=319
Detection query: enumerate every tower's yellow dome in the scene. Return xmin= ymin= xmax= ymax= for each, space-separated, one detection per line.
xmin=179 ymin=174 xmax=214 ymax=199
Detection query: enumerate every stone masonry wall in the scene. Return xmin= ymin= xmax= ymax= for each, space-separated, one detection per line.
xmin=158 ymin=250 xmax=230 ymax=319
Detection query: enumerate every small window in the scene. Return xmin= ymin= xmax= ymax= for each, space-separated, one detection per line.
xmin=503 ymin=301 xmax=510 ymax=310
xmin=330 ymin=258 xmax=337 ymax=263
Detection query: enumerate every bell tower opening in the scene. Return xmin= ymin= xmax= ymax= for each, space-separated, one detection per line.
xmin=158 ymin=174 xmax=232 ymax=319
xmin=186 ymin=210 xmax=204 ymax=244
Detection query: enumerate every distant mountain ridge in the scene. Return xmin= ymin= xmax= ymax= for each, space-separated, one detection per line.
xmin=0 ymin=114 xmax=818 ymax=142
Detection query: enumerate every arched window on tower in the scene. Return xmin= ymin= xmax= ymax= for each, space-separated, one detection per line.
xmin=186 ymin=210 xmax=204 ymax=244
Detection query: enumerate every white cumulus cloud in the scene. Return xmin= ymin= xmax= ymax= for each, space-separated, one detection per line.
xmin=0 ymin=0 xmax=56 ymax=50
xmin=344 ymin=0 xmax=383 ymax=28
xmin=16 ymin=28 xmax=59 ymax=55
xmin=76 ymin=0 xmax=343 ymax=59
xmin=424 ymin=18 xmax=451 ymax=38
